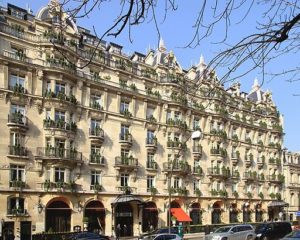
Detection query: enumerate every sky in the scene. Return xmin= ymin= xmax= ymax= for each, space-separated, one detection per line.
xmin=4 ymin=0 xmax=300 ymax=152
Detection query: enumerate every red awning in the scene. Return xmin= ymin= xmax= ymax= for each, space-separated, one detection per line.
xmin=170 ymin=208 xmax=192 ymax=222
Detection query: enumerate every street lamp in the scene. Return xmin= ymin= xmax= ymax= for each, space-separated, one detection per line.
xmin=167 ymin=129 xmax=202 ymax=233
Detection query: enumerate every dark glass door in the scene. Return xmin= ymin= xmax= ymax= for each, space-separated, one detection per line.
xmin=20 ymin=222 xmax=31 ymax=240
xmin=115 ymin=203 xmax=133 ymax=236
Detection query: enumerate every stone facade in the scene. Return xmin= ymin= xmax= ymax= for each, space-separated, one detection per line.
xmin=0 ymin=1 xmax=298 ymax=239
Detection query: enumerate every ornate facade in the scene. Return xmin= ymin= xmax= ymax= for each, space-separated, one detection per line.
xmin=0 ymin=1 xmax=298 ymax=239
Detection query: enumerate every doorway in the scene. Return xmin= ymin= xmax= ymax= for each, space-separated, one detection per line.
xmin=20 ymin=222 xmax=31 ymax=240
xmin=46 ymin=200 xmax=71 ymax=232
xmin=115 ymin=203 xmax=133 ymax=237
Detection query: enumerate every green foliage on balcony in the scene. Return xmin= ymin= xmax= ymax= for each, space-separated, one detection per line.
xmin=93 ymin=183 xmax=102 ymax=193
xmin=146 ymin=88 xmax=161 ymax=99
xmin=166 ymin=118 xmax=188 ymax=129
xmin=90 ymin=100 xmax=103 ymax=110
xmin=119 ymin=79 xmax=128 ymax=89
xmin=193 ymin=102 xmax=204 ymax=111
xmin=195 ymin=189 xmax=202 ymax=197
xmin=211 ymin=189 xmax=228 ymax=198
xmin=12 ymin=83 xmax=25 ymax=95
xmin=149 ymin=187 xmax=158 ymax=196
xmin=215 ymin=105 xmax=229 ymax=117
xmin=272 ymin=123 xmax=283 ymax=133
xmin=247 ymin=192 xmax=253 ymax=199
xmin=121 ymin=109 xmax=132 ymax=118
xmin=245 ymin=137 xmax=252 ymax=144
xmin=210 ymin=148 xmax=227 ymax=157
xmin=275 ymin=193 xmax=282 ymax=200
xmin=269 ymin=157 xmax=281 ymax=165
xmin=194 ymin=166 xmax=203 ymax=175
xmin=169 ymin=187 xmax=189 ymax=196
xmin=232 ymin=134 xmax=239 ymax=141
xmin=170 ymin=92 xmax=188 ymax=105
xmin=269 ymin=192 xmax=276 ymax=199
xmin=210 ymin=129 xmax=227 ymax=140
xmin=233 ymin=191 xmax=239 ymax=198
xmin=259 ymin=121 xmax=268 ymax=129
xmin=10 ymin=180 xmax=25 ymax=189
xmin=259 ymin=192 xmax=264 ymax=200
xmin=257 ymin=140 xmax=264 ymax=146
xmin=146 ymin=115 xmax=157 ymax=123
xmin=129 ymin=83 xmax=137 ymax=92
xmin=142 ymin=68 xmax=157 ymax=79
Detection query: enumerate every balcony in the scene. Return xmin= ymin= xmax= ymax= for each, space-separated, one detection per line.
xmin=166 ymin=118 xmax=188 ymax=130
xmin=2 ymin=49 xmax=31 ymax=63
xmin=167 ymin=140 xmax=187 ymax=151
xmin=192 ymin=166 xmax=204 ymax=177
xmin=192 ymin=145 xmax=202 ymax=160
xmin=210 ymin=129 xmax=227 ymax=142
xmin=257 ymin=157 xmax=265 ymax=169
xmin=163 ymin=161 xmax=191 ymax=175
xmin=119 ymin=133 xmax=133 ymax=148
xmin=245 ymin=154 xmax=253 ymax=167
xmin=243 ymin=172 xmax=259 ymax=181
xmin=146 ymin=161 xmax=158 ymax=171
xmin=210 ymin=148 xmax=227 ymax=161
xmin=169 ymin=187 xmax=189 ymax=197
xmin=145 ymin=137 xmax=157 ymax=152
xmin=231 ymin=170 xmax=240 ymax=179
xmin=89 ymin=154 xmax=105 ymax=166
xmin=90 ymin=184 xmax=103 ymax=193
xmin=267 ymin=174 xmax=285 ymax=184
xmin=36 ymin=147 xmax=83 ymax=164
xmin=207 ymin=167 xmax=231 ymax=179
xmin=89 ymin=100 xmax=103 ymax=111
xmin=269 ymin=157 xmax=281 ymax=166
xmin=44 ymin=90 xmax=77 ymax=105
xmin=7 ymin=113 xmax=28 ymax=131
xmin=43 ymin=118 xmax=77 ymax=138
xmin=211 ymin=189 xmax=228 ymax=198
xmin=89 ymin=127 xmax=105 ymax=144
xmin=7 ymin=145 xmax=28 ymax=158
xmin=114 ymin=156 xmax=138 ymax=170
xmin=9 ymin=180 xmax=26 ymax=189
xmin=7 ymin=208 xmax=28 ymax=217
xmin=43 ymin=180 xmax=78 ymax=192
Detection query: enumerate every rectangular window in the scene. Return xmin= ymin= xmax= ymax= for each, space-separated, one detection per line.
xmin=146 ymin=107 xmax=155 ymax=119
xmin=10 ymin=165 xmax=25 ymax=181
xmin=11 ymin=104 xmax=25 ymax=116
xmin=54 ymin=168 xmax=65 ymax=182
xmin=193 ymin=180 xmax=200 ymax=191
xmin=91 ymin=171 xmax=101 ymax=185
xmin=120 ymin=101 xmax=129 ymax=113
xmin=120 ymin=125 xmax=129 ymax=139
xmin=55 ymin=82 xmax=65 ymax=94
xmin=9 ymin=198 xmax=25 ymax=213
xmin=174 ymin=111 xmax=181 ymax=120
xmin=147 ymin=176 xmax=154 ymax=189
xmin=91 ymin=94 xmax=102 ymax=108
xmin=9 ymin=74 xmax=25 ymax=89
xmin=147 ymin=130 xmax=155 ymax=143
xmin=232 ymin=183 xmax=237 ymax=192
xmin=54 ymin=110 xmax=65 ymax=121
xmin=166 ymin=111 xmax=171 ymax=121
xmin=55 ymin=139 xmax=65 ymax=149
xmin=193 ymin=118 xmax=200 ymax=130
xmin=10 ymin=132 xmax=24 ymax=146
xmin=91 ymin=145 xmax=101 ymax=155
xmin=120 ymin=173 xmax=129 ymax=187
xmin=91 ymin=119 xmax=101 ymax=130
xmin=173 ymin=177 xmax=180 ymax=188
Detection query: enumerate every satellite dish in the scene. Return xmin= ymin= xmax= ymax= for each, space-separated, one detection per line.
xmin=192 ymin=130 xmax=202 ymax=139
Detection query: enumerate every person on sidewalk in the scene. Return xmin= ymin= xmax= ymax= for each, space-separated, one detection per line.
xmin=115 ymin=224 xmax=121 ymax=240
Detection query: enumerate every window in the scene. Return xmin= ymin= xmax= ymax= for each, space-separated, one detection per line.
xmin=166 ymin=111 xmax=171 ymax=121
xmin=232 ymin=183 xmax=237 ymax=192
xmin=147 ymin=176 xmax=154 ymax=189
xmin=245 ymin=131 xmax=251 ymax=140
xmin=10 ymin=132 xmax=24 ymax=146
xmin=55 ymin=139 xmax=65 ymax=149
xmin=54 ymin=168 xmax=65 ymax=182
xmin=120 ymin=100 xmax=129 ymax=113
xmin=46 ymin=81 xmax=51 ymax=92
xmin=9 ymin=74 xmax=25 ymax=89
xmin=174 ymin=111 xmax=181 ymax=121
xmin=231 ymin=127 xmax=237 ymax=137
xmin=173 ymin=177 xmax=180 ymax=188
xmin=91 ymin=171 xmax=101 ymax=185
xmin=193 ymin=118 xmax=200 ymax=130
xmin=55 ymin=82 xmax=65 ymax=94
xmin=146 ymin=107 xmax=155 ymax=119
xmin=54 ymin=110 xmax=65 ymax=121
xmin=8 ymin=197 xmax=25 ymax=214
xmin=10 ymin=165 xmax=25 ymax=182
xmin=193 ymin=179 xmax=200 ymax=191
xmin=174 ymin=133 xmax=180 ymax=142
xmin=147 ymin=130 xmax=155 ymax=143
xmin=121 ymin=149 xmax=130 ymax=158
xmin=91 ymin=145 xmax=101 ymax=155
xmin=91 ymin=94 xmax=102 ymax=108
xmin=120 ymin=124 xmax=129 ymax=139
xmin=147 ymin=153 xmax=155 ymax=165
xmin=120 ymin=173 xmax=129 ymax=187
xmin=11 ymin=104 xmax=25 ymax=116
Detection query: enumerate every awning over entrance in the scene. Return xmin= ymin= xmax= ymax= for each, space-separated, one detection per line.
xmin=171 ymin=208 xmax=192 ymax=222
xmin=111 ymin=194 xmax=144 ymax=206
xmin=268 ymin=200 xmax=289 ymax=208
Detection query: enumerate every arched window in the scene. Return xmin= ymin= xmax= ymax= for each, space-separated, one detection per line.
xmin=190 ymin=203 xmax=202 ymax=225
xmin=84 ymin=200 xmax=106 ymax=234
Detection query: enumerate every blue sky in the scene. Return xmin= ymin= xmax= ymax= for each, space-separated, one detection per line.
xmin=5 ymin=0 xmax=300 ymax=151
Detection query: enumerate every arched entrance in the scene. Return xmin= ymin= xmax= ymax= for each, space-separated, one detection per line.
xmin=229 ymin=203 xmax=238 ymax=223
xmin=211 ymin=202 xmax=222 ymax=224
xmin=142 ymin=202 xmax=158 ymax=232
xmin=46 ymin=199 xmax=71 ymax=232
xmin=189 ymin=203 xmax=202 ymax=225
xmin=115 ymin=203 xmax=133 ymax=237
xmin=242 ymin=203 xmax=251 ymax=222
xmin=255 ymin=204 xmax=263 ymax=222
xmin=84 ymin=200 xmax=106 ymax=233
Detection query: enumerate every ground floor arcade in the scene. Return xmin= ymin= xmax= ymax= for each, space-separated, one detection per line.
xmin=0 ymin=192 xmax=291 ymax=239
